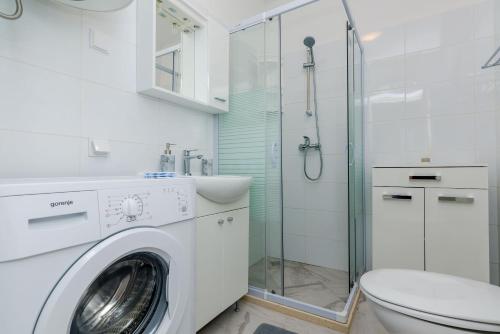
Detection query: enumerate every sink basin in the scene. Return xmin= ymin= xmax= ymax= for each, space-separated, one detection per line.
xmin=191 ymin=175 xmax=252 ymax=204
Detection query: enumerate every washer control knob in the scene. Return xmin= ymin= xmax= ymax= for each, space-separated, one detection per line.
xmin=121 ymin=196 xmax=142 ymax=221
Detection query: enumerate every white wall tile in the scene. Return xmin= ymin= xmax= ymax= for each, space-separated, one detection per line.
xmin=284 ymin=233 xmax=306 ymax=263
xmin=0 ymin=130 xmax=82 ymax=177
xmin=0 ymin=57 xmax=82 ymax=136
xmin=367 ymin=88 xmax=405 ymax=122
xmin=367 ymin=56 xmax=405 ymax=92
xmin=0 ymin=0 xmax=82 ymax=77
xmin=305 ymin=210 xmax=348 ymax=240
xmin=283 ymin=180 xmax=305 ymax=209
xmin=284 ymin=208 xmax=306 ymax=236
xmin=79 ymin=140 xmax=161 ymax=176
xmin=305 ymin=236 xmax=348 ymax=270
xmin=431 ymin=114 xmax=475 ymax=152
xmin=363 ymin=28 xmax=405 ymax=61
xmin=0 ymin=0 xmax=216 ymax=180
xmin=474 ymin=0 xmax=500 ymax=39
xmin=304 ymin=181 xmax=347 ymax=213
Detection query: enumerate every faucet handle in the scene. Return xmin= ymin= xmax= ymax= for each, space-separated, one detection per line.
xmin=184 ymin=148 xmax=198 ymax=155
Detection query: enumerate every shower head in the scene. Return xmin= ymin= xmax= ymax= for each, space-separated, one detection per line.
xmin=303 ymin=36 xmax=316 ymax=49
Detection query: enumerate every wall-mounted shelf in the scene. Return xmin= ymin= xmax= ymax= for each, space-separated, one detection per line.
xmin=482 ymin=45 xmax=500 ymax=69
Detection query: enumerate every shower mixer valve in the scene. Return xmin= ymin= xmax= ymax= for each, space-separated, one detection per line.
xmin=298 ymin=136 xmax=320 ymax=151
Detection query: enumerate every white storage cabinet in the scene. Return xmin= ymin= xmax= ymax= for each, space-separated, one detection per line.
xmin=372 ymin=165 xmax=489 ymax=282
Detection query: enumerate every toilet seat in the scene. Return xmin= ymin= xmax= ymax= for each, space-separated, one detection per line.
xmin=361 ymin=269 xmax=500 ymax=332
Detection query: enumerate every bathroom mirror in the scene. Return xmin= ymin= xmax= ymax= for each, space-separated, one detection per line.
xmin=154 ymin=0 xmax=198 ymax=96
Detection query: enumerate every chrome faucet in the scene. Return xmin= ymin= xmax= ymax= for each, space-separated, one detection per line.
xmin=298 ymin=136 xmax=320 ymax=151
xmin=183 ymin=149 xmax=203 ymax=176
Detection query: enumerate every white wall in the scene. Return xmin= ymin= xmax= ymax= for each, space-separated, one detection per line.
xmin=281 ymin=0 xmax=349 ymax=271
xmin=354 ymin=0 xmax=500 ymax=283
xmin=0 ymin=0 xmax=214 ymax=178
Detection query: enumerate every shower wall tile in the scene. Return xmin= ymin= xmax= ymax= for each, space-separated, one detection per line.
xmin=284 ymin=234 xmax=307 ymax=263
xmin=284 ymin=208 xmax=306 ymax=236
xmin=0 ymin=0 xmax=215 ymax=179
xmin=305 ymin=237 xmax=348 ymax=271
xmin=364 ymin=0 xmax=500 ymax=284
xmin=281 ymin=8 xmax=349 ymax=271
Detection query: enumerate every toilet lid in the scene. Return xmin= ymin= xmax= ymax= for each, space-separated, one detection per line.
xmin=361 ymin=269 xmax=500 ymax=325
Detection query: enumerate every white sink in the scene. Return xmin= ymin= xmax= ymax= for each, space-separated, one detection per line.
xmin=191 ymin=175 xmax=252 ymax=204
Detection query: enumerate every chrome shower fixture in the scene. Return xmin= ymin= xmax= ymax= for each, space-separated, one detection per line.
xmin=303 ymin=36 xmax=316 ymax=117
xmin=299 ymin=35 xmax=323 ymax=181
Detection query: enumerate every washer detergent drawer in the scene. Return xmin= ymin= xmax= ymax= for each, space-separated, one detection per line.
xmin=0 ymin=191 xmax=100 ymax=262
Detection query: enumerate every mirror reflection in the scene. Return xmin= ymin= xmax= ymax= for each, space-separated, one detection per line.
xmin=155 ymin=0 xmax=198 ymax=96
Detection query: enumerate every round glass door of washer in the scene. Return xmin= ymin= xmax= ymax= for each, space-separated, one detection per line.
xmin=70 ymin=252 xmax=168 ymax=334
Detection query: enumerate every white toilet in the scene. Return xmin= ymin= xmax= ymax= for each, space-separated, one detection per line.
xmin=360 ymin=269 xmax=500 ymax=333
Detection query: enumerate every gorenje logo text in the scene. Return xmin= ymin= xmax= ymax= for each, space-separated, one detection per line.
xmin=50 ymin=200 xmax=74 ymax=208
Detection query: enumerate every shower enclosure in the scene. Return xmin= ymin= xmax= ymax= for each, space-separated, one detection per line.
xmin=218 ymin=0 xmax=364 ymax=322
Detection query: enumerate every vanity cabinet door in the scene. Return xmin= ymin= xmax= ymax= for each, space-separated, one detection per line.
xmin=196 ymin=207 xmax=249 ymax=331
xmin=196 ymin=214 xmax=225 ymax=330
xmin=372 ymin=187 xmax=425 ymax=270
xmin=207 ymin=19 xmax=229 ymax=112
xmin=222 ymin=208 xmax=249 ymax=307
xmin=425 ymin=188 xmax=489 ymax=282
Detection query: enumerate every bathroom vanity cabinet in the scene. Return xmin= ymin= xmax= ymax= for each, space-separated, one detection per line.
xmin=372 ymin=165 xmax=489 ymax=282
xmin=196 ymin=193 xmax=249 ymax=331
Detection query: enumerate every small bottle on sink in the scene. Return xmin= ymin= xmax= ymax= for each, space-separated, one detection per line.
xmin=160 ymin=143 xmax=176 ymax=172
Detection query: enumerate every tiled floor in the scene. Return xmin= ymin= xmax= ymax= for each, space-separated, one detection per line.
xmin=197 ymin=295 xmax=388 ymax=334
xmin=249 ymin=259 xmax=350 ymax=312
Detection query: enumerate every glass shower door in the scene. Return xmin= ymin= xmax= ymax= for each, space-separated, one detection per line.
xmin=219 ymin=18 xmax=283 ymax=294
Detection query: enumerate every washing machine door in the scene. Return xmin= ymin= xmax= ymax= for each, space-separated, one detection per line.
xmin=34 ymin=227 xmax=189 ymax=334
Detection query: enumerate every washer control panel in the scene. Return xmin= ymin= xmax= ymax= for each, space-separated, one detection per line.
xmin=98 ymin=182 xmax=194 ymax=236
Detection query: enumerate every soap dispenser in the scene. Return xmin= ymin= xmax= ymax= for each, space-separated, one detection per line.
xmin=160 ymin=143 xmax=176 ymax=172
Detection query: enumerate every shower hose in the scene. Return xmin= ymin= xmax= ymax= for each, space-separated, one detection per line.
xmin=303 ymin=64 xmax=323 ymax=182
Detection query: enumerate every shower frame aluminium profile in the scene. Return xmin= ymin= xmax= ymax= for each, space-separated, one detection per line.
xmin=229 ymin=0 xmax=320 ymax=33
xmin=230 ymin=0 xmax=366 ymax=324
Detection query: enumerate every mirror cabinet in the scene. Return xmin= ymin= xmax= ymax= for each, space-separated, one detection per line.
xmin=137 ymin=0 xmax=229 ymax=113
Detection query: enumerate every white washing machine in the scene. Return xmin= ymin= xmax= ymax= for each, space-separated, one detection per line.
xmin=0 ymin=177 xmax=196 ymax=334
